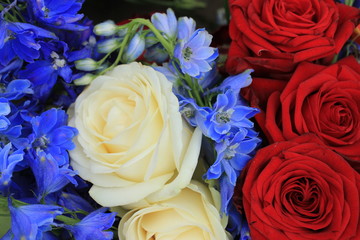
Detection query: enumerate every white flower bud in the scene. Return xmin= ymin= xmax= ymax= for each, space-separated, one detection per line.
xmin=73 ymin=74 xmax=96 ymax=86
xmin=94 ymin=20 xmax=118 ymax=36
xmin=75 ymin=58 xmax=99 ymax=71
xmin=97 ymin=38 xmax=120 ymax=53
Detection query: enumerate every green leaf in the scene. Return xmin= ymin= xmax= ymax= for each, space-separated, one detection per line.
xmin=0 ymin=197 xmax=11 ymax=237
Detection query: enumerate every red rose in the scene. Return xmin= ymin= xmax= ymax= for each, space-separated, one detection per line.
xmin=226 ymin=0 xmax=360 ymax=79
xmin=257 ymin=57 xmax=360 ymax=162
xmin=234 ymin=134 xmax=360 ymax=240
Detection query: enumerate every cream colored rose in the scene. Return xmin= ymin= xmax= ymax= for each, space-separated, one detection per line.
xmin=68 ymin=62 xmax=202 ymax=208
xmin=118 ymin=181 xmax=231 ymax=240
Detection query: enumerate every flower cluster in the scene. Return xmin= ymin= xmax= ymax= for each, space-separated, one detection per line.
xmin=71 ymin=7 xmax=261 ymax=239
xmin=1 ymin=0 xmax=358 ymax=240
xmin=0 ymin=0 xmax=116 ymax=239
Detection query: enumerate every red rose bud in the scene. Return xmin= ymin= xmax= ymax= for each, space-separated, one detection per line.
xmin=234 ymin=134 xmax=360 ymax=240
xmin=226 ymin=0 xmax=360 ymax=80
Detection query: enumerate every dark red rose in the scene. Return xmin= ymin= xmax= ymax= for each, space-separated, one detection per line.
xmin=226 ymin=0 xmax=360 ymax=79
xmin=234 ymin=134 xmax=360 ymax=240
xmin=257 ymin=56 xmax=360 ymax=162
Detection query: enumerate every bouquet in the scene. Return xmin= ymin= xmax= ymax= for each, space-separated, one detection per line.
xmin=0 ymin=0 xmax=359 ymax=239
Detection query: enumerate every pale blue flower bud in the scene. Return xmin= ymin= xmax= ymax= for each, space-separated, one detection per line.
xmin=94 ymin=20 xmax=118 ymax=36
xmin=74 ymin=58 xmax=99 ymax=71
xmin=97 ymin=39 xmax=120 ymax=53
xmin=73 ymin=74 xmax=96 ymax=86
xmin=122 ymin=33 xmax=145 ymax=63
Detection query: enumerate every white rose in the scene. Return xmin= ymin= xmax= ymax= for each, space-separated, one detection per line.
xmin=118 ymin=181 xmax=231 ymax=240
xmin=68 ymin=62 xmax=202 ymax=208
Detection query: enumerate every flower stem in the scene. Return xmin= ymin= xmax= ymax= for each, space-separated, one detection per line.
xmin=130 ymin=18 xmax=174 ymax=57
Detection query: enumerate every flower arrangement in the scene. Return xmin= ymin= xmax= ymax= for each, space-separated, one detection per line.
xmin=0 ymin=0 xmax=359 ymax=240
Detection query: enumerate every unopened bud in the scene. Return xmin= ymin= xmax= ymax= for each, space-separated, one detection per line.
xmin=73 ymin=74 xmax=96 ymax=85
xmin=122 ymin=33 xmax=145 ymax=63
xmin=94 ymin=20 xmax=118 ymax=36
xmin=97 ymin=38 xmax=120 ymax=53
xmin=75 ymin=58 xmax=99 ymax=71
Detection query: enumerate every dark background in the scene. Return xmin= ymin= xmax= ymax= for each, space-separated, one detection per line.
xmin=82 ymin=0 xmax=227 ymax=30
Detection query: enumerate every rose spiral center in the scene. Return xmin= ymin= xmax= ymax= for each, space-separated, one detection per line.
xmin=282 ymin=177 xmax=321 ymax=218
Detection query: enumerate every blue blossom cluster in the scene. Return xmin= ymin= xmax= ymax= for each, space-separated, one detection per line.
xmin=90 ymin=8 xmax=261 ymax=239
xmin=0 ymin=1 xmax=116 ymax=239
xmin=179 ymin=70 xmax=261 ymax=214
xmin=87 ymin=8 xmax=218 ymax=92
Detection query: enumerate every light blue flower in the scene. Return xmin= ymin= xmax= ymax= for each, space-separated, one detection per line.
xmin=0 ymin=79 xmax=33 ymax=100
xmin=6 ymin=199 xmax=63 ymax=240
xmin=174 ymin=28 xmax=218 ymax=77
xmin=27 ymin=0 xmax=87 ymax=31
xmin=65 ymin=208 xmax=116 ymax=240
xmin=29 ymin=108 xmax=78 ymax=165
xmin=17 ymin=40 xmax=74 ymax=101
xmin=199 ymin=90 xmax=259 ymax=142
xmin=179 ymin=96 xmax=211 ymax=127
xmin=28 ymin=150 xmax=77 ymax=200
xmin=214 ymin=69 xmax=254 ymax=95
xmin=58 ymin=191 xmax=95 ymax=213
xmin=0 ymin=98 xmax=11 ymax=131
xmin=206 ymin=129 xmax=260 ymax=184
xmin=0 ymin=20 xmax=56 ymax=65
xmin=177 ymin=17 xmax=196 ymax=41
xmin=151 ymin=8 xmax=177 ymax=40
xmin=0 ymin=144 xmax=24 ymax=195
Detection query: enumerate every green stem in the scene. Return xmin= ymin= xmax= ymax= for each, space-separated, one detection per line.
xmin=130 ymin=18 xmax=174 ymax=57
xmin=98 ymin=22 xmax=139 ymax=75
xmin=184 ymin=74 xmax=205 ymax=106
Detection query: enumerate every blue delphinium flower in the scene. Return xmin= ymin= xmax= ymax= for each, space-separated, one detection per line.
xmin=28 ymin=150 xmax=77 ymax=200
xmin=240 ymin=216 xmax=251 ymax=240
xmin=18 ymin=40 xmax=73 ymax=101
xmin=179 ymin=96 xmax=211 ymax=127
xmin=174 ymin=16 xmax=218 ymax=77
xmin=0 ymin=144 xmax=24 ymax=195
xmin=29 ymin=108 xmax=78 ymax=165
xmin=58 ymin=191 xmax=95 ymax=213
xmin=151 ymin=8 xmax=177 ymax=40
xmin=64 ymin=208 xmax=116 ymax=240
xmin=177 ymin=17 xmax=196 ymax=41
xmin=6 ymin=199 xmax=63 ymax=240
xmin=225 ymin=201 xmax=251 ymax=239
xmin=0 ymin=79 xmax=33 ymax=100
xmin=199 ymin=90 xmax=259 ymax=142
xmin=0 ymin=98 xmax=11 ymax=131
xmin=206 ymin=129 xmax=260 ymax=185
xmin=0 ymin=20 xmax=56 ymax=65
xmin=212 ymin=69 xmax=254 ymax=97
xmin=26 ymin=0 xmax=88 ymax=31
xmin=0 ymin=59 xmax=23 ymax=82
